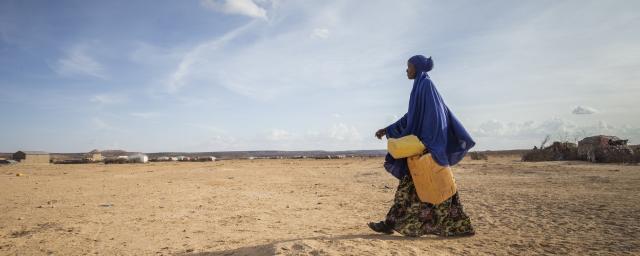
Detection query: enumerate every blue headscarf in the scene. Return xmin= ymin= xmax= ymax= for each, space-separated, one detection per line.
xmin=408 ymin=55 xmax=433 ymax=73
xmin=384 ymin=55 xmax=475 ymax=179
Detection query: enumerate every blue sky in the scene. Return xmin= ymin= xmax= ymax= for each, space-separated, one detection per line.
xmin=1 ymin=0 xmax=639 ymax=153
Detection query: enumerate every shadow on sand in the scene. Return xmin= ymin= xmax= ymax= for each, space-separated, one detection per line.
xmin=176 ymin=233 xmax=465 ymax=256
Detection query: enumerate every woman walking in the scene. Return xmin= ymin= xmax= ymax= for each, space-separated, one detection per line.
xmin=369 ymin=55 xmax=475 ymax=237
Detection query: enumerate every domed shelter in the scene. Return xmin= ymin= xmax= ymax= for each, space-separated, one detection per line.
xmin=577 ymin=135 xmax=634 ymax=163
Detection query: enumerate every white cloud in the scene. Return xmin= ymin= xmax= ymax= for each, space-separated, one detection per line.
xmin=180 ymin=124 xmax=241 ymax=151
xmin=184 ymin=122 xmax=375 ymax=151
xmin=261 ymin=123 xmax=369 ymax=150
xmin=267 ymin=129 xmax=290 ymax=141
xmin=129 ymin=41 xmax=185 ymax=66
xmin=201 ymin=0 xmax=267 ymax=19
xmin=310 ymin=28 xmax=330 ymax=39
xmin=130 ymin=112 xmax=160 ymax=119
xmin=186 ymin=123 xmax=227 ymax=134
xmin=189 ymin=134 xmax=241 ymax=152
xmin=328 ymin=123 xmax=361 ymax=141
xmin=474 ymin=118 xmax=579 ymax=139
xmin=165 ymin=1 xmax=419 ymax=100
xmin=572 ymin=106 xmax=597 ymax=115
xmin=54 ymin=45 xmax=107 ymax=79
xmin=90 ymin=94 xmax=127 ymax=104
xmin=166 ymin=21 xmax=256 ymax=93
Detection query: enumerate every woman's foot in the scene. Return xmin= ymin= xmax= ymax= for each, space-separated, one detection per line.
xmin=367 ymin=221 xmax=394 ymax=234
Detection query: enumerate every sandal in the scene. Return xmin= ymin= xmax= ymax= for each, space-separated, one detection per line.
xmin=367 ymin=221 xmax=394 ymax=234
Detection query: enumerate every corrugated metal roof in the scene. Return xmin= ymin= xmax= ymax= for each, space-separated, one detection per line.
xmin=16 ymin=151 xmax=49 ymax=155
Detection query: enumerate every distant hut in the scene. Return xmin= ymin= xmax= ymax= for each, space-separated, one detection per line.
xmin=197 ymin=156 xmax=216 ymax=162
xmin=577 ymin=135 xmax=634 ymax=163
xmin=13 ymin=151 xmax=50 ymax=164
xmin=578 ymin=135 xmax=618 ymax=161
xmin=86 ymin=149 xmax=103 ymax=162
xmin=129 ymin=154 xmax=149 ymax=163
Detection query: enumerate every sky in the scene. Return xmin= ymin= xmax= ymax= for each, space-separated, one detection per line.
xmin=1 ymin=0 xmax=639 ymax=153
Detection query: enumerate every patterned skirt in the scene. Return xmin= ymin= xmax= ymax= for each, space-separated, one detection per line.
xmin=385 ymin=175 xmax=475 ymax=237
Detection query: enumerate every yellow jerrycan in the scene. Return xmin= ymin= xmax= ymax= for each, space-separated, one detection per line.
xmin=387 ymin=135 xmax=457 ymax=205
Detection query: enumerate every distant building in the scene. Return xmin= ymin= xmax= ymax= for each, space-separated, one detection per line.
xmin=86 ymin=149 xmax=103 ymax=162
xmin=13 ymin=151 xmax=50 ymax=164
xmin=198 ymin=156 xmax=216 ymax=161
xmin=129 ymin=154 xmax=149 ymax=163
xmin=577 ymin=135 xmax=634 ymax=163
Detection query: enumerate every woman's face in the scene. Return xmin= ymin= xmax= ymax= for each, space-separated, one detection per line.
xmin=406 ymin=62 xmax=416 ymax=80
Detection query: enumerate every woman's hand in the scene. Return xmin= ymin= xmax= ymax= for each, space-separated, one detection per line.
xmin=375 ymin=128 xmax=386 ymax=140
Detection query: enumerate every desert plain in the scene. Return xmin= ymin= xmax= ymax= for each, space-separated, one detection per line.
xmin=1 ymin=155 xmax=639 ymax=255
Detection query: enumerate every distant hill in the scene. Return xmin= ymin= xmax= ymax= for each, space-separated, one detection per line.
xmin=0 ymin=148 xmax=550 ymax=161
xmin=146 ymin=150 xmax=388 ymax=159
xmin=100 ymin=150 xmax=142 ymax=157
xmin=0 ymin=149 xmax=387 ymax=160
xmin=473 ymin=149 xmax=531 ymax=157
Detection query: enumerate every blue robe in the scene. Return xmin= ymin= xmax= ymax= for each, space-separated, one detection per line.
xmin=384 ymin=72 xmax=475 ymax=179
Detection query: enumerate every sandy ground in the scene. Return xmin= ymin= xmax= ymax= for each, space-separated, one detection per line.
xmin=1 ymin=156 xmax=639 ymax=255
